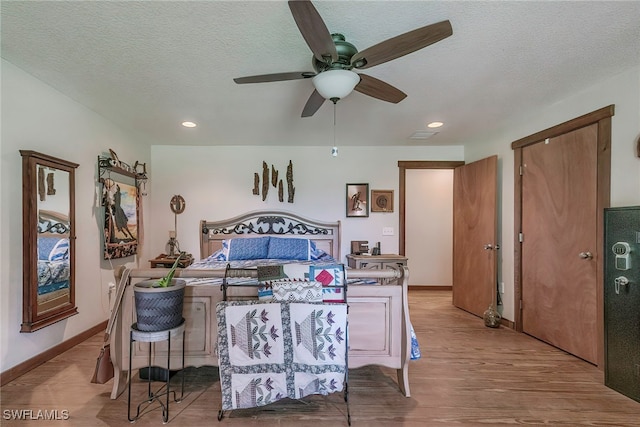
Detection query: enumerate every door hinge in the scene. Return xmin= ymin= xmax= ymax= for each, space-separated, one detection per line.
xmin=519 ymin=300 xmax=523 ymax=310
xmin=519 ymin=232 xmax=523 ymax=243
xmin=519 ymin=165 xmax=523 ymax=176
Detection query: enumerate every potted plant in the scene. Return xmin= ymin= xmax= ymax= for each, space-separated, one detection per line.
xmin=133 ymin=253 xmax=186 ymax=332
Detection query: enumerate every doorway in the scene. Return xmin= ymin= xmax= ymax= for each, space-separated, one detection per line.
xmin=512 ymin=105 xmax=613 ymax=366
xmin=399 ymin=159 xmax=498 ymax=313
xmin=398 ymin=161 xmax=463 ymax=267
xmin=405 ymin=169 xmax=454 ymax=287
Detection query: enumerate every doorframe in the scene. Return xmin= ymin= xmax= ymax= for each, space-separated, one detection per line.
xmin=398 ymin=161 xmax=464 ymax=256
xmin=511 ymin=105 xmax=613 ymax=367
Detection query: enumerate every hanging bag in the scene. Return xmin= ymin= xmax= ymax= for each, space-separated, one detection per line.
xmin=91 ymin=267 xmax=130 ymax=384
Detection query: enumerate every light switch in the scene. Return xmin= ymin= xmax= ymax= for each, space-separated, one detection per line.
xmin=382 ymin=227 xmax=394 ymax=236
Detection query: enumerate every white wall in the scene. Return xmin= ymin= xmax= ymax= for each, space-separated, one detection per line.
xmin=405 ymin=169 xmax=454 ymax=286
xmin=464 ymin=65 xmax=640 ymax=322
xmin=145 ymin=145 xmax=464 ymax=265
xmin=0 ymin=60 xmax=152 ymax=373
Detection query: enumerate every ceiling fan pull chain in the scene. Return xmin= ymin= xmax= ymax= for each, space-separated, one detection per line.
xmin=331 ymin=100 xmax=338 ymax=157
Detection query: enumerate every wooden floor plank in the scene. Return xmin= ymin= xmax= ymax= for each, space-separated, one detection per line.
xmin=1 ymin=290 xmax=638 ymax=426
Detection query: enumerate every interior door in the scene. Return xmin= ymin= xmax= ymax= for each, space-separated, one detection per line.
xmin=521 ymin=124 xmax=598 ymax=364
xmin=452 ymin=156 xmax=498 ymax=317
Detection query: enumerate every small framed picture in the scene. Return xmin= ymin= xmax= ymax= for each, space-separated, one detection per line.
xmin=371 ymin=190 xmax=394 ymax=212
xmin=346 ymin=183 xmax=369 ymax=217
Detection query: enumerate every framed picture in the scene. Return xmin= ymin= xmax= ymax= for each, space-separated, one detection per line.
xmin=346 ymin=183 xmax=369 ymax=217
xmin=101 ymin=177 xmax=138 ymax=259
xmin=371 ymin=189 xmax=394 ymax=212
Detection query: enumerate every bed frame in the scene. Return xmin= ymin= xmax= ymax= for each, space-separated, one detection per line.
xmin=200 ymin=210 xmax=341 ymax=260
xmin=108 ymin=211 xmax=411 ymax=399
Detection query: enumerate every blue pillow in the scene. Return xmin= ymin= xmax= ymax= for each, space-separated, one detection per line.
xmin=227 ymin=237 xmax=270 ymax=260
xmin=267 ymin=237 xmax=311 ymax=260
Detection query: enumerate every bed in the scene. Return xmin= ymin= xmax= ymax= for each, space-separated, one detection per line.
xmin=37 ymin=210 xmax=71 ymax=312
xmin=108 ymin=210 xmax=413 ymax=401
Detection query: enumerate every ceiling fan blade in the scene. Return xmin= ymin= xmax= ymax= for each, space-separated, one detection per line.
xmin=301 ymin=89 xmax=326 ymax=117
xmin=288 ymin=0 xmax=338 ymax=63
xmin=234 ymin=72 xmax=315 ymax=84
xmin=354 ymin=74 xmax=407 ymax=104
xmin=351 ymin=20 xmax=453 ymax=70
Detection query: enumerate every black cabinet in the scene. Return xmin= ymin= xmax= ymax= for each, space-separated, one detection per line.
xmin=604 ymin=206 xmax=640 ymax=403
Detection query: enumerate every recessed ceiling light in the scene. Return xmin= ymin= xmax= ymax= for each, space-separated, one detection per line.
xmin=182 ymin=121 xmax=197 ymax=128
xmin=427 ymin=121 xmax=443 ymax=128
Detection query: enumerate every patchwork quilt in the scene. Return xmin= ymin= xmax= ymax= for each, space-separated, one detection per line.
xmin=216 ymin=300 xmax=347 ymax=411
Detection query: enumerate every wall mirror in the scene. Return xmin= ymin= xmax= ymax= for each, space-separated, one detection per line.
xmin=20 ymin=150 xmax=78 ymax=332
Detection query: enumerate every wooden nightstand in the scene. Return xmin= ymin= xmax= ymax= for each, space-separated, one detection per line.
xmin=346 ymin=254 xmax=408 ymax=270
xmin=149 ymin=254 xmax=194 ymax=268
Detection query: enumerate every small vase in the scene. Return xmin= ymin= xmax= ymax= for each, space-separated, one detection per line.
xmin=133 ymin=279 xmax=185 ymax=332
xmin=483 ymin=304 xmax=501 ymax=328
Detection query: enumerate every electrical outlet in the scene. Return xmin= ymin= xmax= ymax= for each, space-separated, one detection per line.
xmin=500 ymin=282 xmax=505 ymax=294
xmin=382 ymin=227 xmax=394 ymax=236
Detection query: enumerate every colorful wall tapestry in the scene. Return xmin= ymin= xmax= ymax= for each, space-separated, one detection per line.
xmin=102 ymin=178 xmax=138 ymax=259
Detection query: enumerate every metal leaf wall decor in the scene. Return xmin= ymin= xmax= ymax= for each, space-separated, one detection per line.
xmin=252 ymin=160 xmax=295 ymax=203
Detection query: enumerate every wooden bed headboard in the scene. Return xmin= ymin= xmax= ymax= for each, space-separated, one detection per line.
xmin=38 ymin=209 xmax=70 ymax=237
xmin=200 ymin=210 xmax=341 ymax=261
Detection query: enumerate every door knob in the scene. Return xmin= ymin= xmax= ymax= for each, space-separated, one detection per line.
xmin=578 ymin=251 xmax=593 ymax=259
xmin=483 ymin=244 xmax=500 ymax=250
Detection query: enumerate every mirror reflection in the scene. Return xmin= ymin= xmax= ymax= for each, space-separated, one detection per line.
xmin=36 ymin=167 xmax=71 ymax=314
xmin=21 ymin=150 xmax=78 ymax=332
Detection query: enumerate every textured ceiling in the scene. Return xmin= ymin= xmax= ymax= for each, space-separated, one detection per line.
xmin=2 ymin=1 xmax=639 ymax=147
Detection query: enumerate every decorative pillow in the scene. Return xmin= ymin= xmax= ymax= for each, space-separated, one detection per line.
xmin=37 ymin=237 xmax=69 ymax=261
xmin=267 ymin=237 xmax=311 ymax=260
xmin=227 ymin=237 xmax=270 ymax=260
xmin=309 ymin=241 xmax=331 ymax=261
xmin=49 ymin=238 xmax=70 ymax=261
xmin=208 ymin=247 xmax=228 ymax=262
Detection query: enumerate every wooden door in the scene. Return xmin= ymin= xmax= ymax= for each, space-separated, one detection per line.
xmin=452 ymin=156 xmax=498 ymax=317
xmin=521 ymin=124 xmax=598 ymax=363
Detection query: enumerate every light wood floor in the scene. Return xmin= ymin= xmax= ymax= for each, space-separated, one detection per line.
xmin=2 ymin=291 xmax=638 ymax=426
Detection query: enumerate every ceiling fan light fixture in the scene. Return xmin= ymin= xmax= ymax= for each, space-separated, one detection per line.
xmin=312 ymin=70 xmax=360 ymax=100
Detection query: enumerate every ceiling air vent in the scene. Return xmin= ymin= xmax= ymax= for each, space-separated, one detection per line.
xmin=409 ymin=131 xmax=438 ymax=140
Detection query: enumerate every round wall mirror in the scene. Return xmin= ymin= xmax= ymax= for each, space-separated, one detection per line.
xmin=170 ymin=195 xmax=185 ymax=214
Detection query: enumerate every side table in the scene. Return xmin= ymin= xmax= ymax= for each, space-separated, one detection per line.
xmin=149 ymin=254 xmax=194 ymax=269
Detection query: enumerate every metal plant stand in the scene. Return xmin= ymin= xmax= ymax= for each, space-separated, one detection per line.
xmin=128 ymin=320 xmax=185 ymax=423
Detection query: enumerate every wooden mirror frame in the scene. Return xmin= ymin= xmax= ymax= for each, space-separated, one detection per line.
xmin=20 ymin=150 xmax=79 ymax=332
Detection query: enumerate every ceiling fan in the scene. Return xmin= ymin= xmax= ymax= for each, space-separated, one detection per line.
xmin=233 ymin=0 xmax=453 ymax=117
